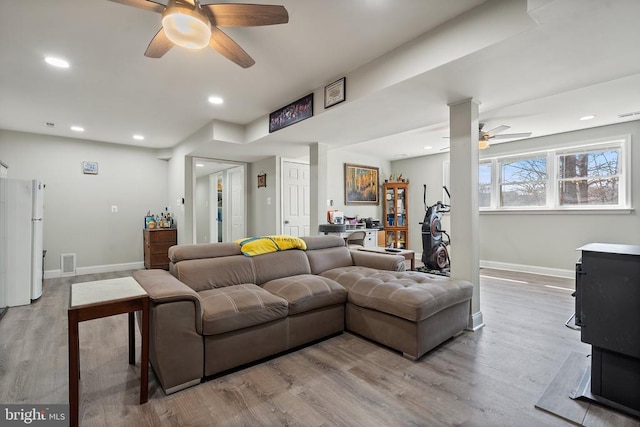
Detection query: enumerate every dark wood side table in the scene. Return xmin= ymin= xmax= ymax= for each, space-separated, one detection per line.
xmin=68 ymin=277 xmax=149 ymax=427
xmin=143 ymin=228 xmax=177 ymax=270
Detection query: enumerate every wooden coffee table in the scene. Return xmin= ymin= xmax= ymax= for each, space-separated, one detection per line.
xmin=68 ymin=277 xmax=149 ymax=427
xmin=358 ymin=247 xmax=416 ymax=271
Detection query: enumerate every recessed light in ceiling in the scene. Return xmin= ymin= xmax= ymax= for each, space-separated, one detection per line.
xmin=133 ymin=134 xmax=145 ymax=140
xmin=44 ymin=56 xmax=70 ymax=68
xmin=208 ymin=96 xmax=224 ymax=105
xmin=617 ymin=111 xmax=640 ymax=119
xmin=579 ymin=115 xmax=595 ymax=121
xmin=196 ymin=163 xmax=204 ymax=167
xmin=424 ymin=146 xmax=433 ymax=150
xmin=394 ymin=153 xmax=408 ymax=158
xmin=70 ymin=125 xmax=84 ymax=132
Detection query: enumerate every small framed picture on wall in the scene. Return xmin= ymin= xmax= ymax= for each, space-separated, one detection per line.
xmin=82 ymin=161 xmax=98 ymax=175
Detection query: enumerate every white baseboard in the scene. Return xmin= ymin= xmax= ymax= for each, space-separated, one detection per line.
xmin=44 ymin=261 xmax=144 ymax=279
xmin=479 ymin=260 xmax=574 ymax=279
xmin=466 ymin=311 xmax=485 ymax=331
xmin=417 ymin=251 xmax=573 ymax=279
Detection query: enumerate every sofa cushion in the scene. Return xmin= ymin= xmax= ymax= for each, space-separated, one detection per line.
xmin=321 ymin=267 xmax=473 ymax=322
xmin=200 ymin=284 xmax=288 ymax=335
xmin=252 ymin=250 xmax=312 ymax=285
xmin=173 ymin=256 xmax=256 ymax=292
xmin=305 ymin=247 xmax=353 ymax=275
xmin=169 ymin=243 xmax=242 ymax=263
xmin=262 ymin=275 xmax=347 ymax=315
xmin=302 ymin=235 xmax=345 ymax=250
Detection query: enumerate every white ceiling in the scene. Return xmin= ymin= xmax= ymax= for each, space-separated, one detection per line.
xmin=1 ymin=0 xmax=640 ymax=162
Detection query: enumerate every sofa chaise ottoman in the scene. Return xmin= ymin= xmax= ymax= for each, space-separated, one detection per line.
xmin=132 ymin=235 xmax=473 ymax=394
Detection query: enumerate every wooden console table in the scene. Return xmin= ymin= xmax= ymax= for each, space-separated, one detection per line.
xmin=68 ymin=277 xmax=149 ymax=427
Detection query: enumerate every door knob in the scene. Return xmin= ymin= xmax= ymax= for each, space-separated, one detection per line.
xmin=284 ymin=220 xmax=290 ymax=224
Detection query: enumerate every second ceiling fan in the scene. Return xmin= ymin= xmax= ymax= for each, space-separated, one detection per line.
xmin=109 ymin=0 xmax=289 ymax=68
xmin=478 ymin=123 xmax=532 ymax=149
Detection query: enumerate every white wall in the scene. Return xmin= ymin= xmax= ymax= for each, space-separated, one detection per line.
xmin=248 ymin=157 xmax=279 ymax=236
xmin=0 ymin=130 xmax=168 ymax=274
xmin=392 ymin=121 xmax=640 ymax=276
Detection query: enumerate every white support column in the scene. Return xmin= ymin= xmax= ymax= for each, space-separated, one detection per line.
xmin=449 ymin=98 xmax=484 ymax=331
xmin=310 ymin=143 xmax=328 ymax=235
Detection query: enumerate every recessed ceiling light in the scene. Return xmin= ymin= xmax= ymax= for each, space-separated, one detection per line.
xmin=133 ymin=134 xmax=145 ymax=140
xmin=196 ymin=163 xmax=204 ymax=167
xmin=70 ymin=125 xmax=84 ymax=132
xmin=579 ymin=115 xmax=595 ymax=121
xmin=208 ymin=96 xmax=224 ymax=105
xmin=44 ymin=56 xmax=70 ymax=68
xmin=394 ymin=153 xmax=408 ymax=158
xmin=423 ymin=146 xmax=433 ymax=150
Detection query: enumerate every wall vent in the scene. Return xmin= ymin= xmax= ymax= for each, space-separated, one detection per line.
xmin=60 ymin=253 xmax=76 ymax=276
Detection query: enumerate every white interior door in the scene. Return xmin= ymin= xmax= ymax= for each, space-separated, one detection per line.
xmin=227 ymin=166 xmax=246 ymax=241
xmin=282 ymin=160 xmax=310 ymax=237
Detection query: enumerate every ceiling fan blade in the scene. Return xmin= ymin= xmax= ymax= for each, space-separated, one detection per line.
xmin=144 ymin=28 xmax=174 ymax=58
xmin=209 ymin=26 xmax=255 ymax=68
xmin=490 ymin=132 xmax=532 ymax=140
xmin=202 ymin=4 xmax=289 ymax=27
xmin=484 ymin=125 xmax=510 ymax=136
xmin=107 ymin=0 xmax=165 ymax=13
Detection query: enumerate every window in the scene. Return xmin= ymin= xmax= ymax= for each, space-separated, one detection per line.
xmin=499 ymin=156 xmax=547 ymax=207
xmin=478 ymin=162 xmax=492 ymax=208
xmin=557 ymin=148 xmax=620 ymax=206
xmin=479 ymin=138 xmax=628 ymax=211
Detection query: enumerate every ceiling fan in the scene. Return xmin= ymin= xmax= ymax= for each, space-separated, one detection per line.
xmin=108 ymin=0 xmax=289 ymax=68
xmin=478 ymin=123 xmax=532 ymax=149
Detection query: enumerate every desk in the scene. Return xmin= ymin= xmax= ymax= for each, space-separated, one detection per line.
xmin=358 ymin=247 xmax=416 ymax=271
xmin=320 ymin=228 xmax=382 ymax=248
xmin=68 ymin=277 xmax=149 ymax=427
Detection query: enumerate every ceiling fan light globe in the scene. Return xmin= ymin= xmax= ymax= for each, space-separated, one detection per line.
xmin=478 ymin=139 xmax=490 ymax=150
xmin=162 ymin=6 xmax=211 ymax=50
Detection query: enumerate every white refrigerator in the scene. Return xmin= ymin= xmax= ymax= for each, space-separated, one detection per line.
xmin=6 ymin=179 xmax=44 ymax=305
xmin=31 ymin=180 xmax=44 ymax=300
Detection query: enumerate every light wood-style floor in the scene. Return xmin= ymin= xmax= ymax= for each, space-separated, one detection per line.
xmin=1 ymin=269 xmax=638 ymax=426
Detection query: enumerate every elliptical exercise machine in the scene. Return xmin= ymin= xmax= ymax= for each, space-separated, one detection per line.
xmin=419 ymin=185 xmax=451 ymax=276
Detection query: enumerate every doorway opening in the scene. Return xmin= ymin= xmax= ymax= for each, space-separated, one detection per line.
xmin=193 ymin=158 xmax=246 ymax=244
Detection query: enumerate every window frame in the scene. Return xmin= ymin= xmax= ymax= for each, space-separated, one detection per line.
xmin=478 ymin=136 xmax=630 ymax=212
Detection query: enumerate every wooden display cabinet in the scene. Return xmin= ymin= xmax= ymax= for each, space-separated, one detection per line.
xmin=383 ymin=182 xmax=408 ymax=249
xmin=143 ymin=228 xmax=177 ymax=270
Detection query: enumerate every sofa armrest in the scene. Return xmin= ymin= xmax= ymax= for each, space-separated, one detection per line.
xmin=132 ymin=269 xmax=203 ymax=334
xmin=350 ymin=250 xmax=406 ymax=272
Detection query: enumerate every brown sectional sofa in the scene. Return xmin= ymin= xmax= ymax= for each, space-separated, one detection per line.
xmin=133 ymin=235 xmax=473 ymax=394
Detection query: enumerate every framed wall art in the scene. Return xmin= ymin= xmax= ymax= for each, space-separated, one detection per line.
xmin=269 ymin=93 xmax=314 ymax=133
xmin=82 ymin=161 xmax=98 ymax=175
xmin=344 ymin=163 xmax=379 ymax=205
xmin=324 ymin=77 xmax=346 ymax=108
xmin=257 ymin=172 xmax=267 ymax=188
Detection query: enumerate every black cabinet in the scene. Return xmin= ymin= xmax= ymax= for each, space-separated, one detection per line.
xmin=575 ymin=243 xmax=640 ymax=415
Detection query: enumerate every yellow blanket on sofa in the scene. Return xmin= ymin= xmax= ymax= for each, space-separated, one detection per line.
xmin=235 ymin=235 xmax=307 ymax=257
